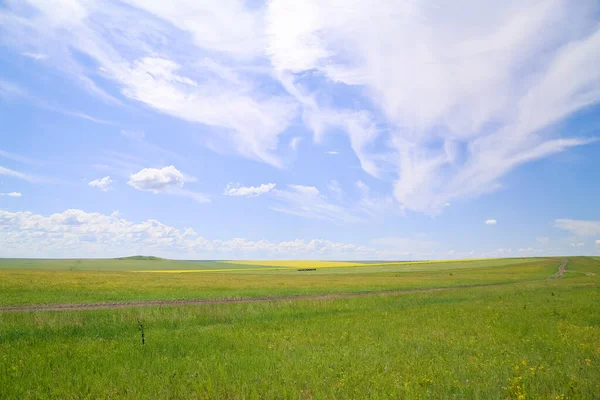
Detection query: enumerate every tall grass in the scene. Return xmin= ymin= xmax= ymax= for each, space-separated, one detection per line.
xmin=1 ymin=271 xmax=598 ymax=399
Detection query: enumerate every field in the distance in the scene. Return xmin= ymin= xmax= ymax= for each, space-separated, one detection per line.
xmin=0 ymin=257 xmax=551 ymax=306
xmin=1 ymin=256 xmax=599 ymax=399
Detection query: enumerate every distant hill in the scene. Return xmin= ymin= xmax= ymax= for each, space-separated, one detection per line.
xmin=115 ymin=256 xmax=166 ymax=261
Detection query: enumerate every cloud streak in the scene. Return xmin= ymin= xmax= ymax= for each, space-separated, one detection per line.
xmin=224 ymin=183 xmax=276 ymax=197
xmin=1 ymin=0 xmax=599 ymax=213
xmin=555 ymin=219 xmax=600 ymax=236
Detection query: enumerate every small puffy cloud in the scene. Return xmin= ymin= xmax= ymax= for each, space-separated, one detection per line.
xmin=326 ymin=151 xmax=339 ymax=155
xmin=596 ymin=240 xmax=600 ymax=246
xmin=555 ymin=219 xmax=600 ymax=236
xmin=128 ymin=166 xmax=184 ymax=193
xmin=570 ymin=242 xmax=585 ymax=247
xmin=485 ymin=219 xmax=497 ymax=225
xmin=88 ymin=176 xmax=113 ymax=192
xmin=0 ymin=192 xmax=22 ymax=197
xmin=224 ymin=183 xmax=276 ymax=197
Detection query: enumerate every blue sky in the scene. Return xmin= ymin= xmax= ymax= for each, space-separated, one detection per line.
xmin=1 ymin=0 xmax=599 ymax=259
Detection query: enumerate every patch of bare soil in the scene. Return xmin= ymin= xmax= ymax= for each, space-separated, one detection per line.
xmin=548 ymin=260 xmax=568 ymax=279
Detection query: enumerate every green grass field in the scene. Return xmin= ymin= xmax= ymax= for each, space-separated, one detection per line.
xmin=1 ymin=256 xmax=599 ymax=399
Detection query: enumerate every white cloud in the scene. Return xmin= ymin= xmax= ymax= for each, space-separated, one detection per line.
xmin=127 ymin=166 xmax=209 ymax=203
xmin=485 ymin=219 xmax=497 ymax=225
xmin=0 ymin=192 xmax=22 ymax=197
xmin=224 ymin=183 xmax=276 ymax=197
xmin=2 ymin=0 xmax=599 ymax=213
xmin=22 ymin=52 xmax=47 ymax=60
xmin=570 ymin=242 xmax=585 ymax=247
xmin=88 ymin=176 xmax=113 ymax=192
xmin=272 ymin=184 xmax=364 ymax=223
xmin=266 ymin=0 xmax=600 ymax=212
xmin=0 ymin=2 xmax=297 ymax=167
xmin=596 ymin=240 xmax=600 ymax=246
xmin=0 ymin=165 xmax=46 ymax=183
xmin=326 ymin=151 xmax=339 ymax=155
xmin=555 ymin=219 xmax=600 ymax=236
xmin=0 ymin=208 xmax=390 ymax=259
xmin=128 ymin=166 xmax=184 ymax=193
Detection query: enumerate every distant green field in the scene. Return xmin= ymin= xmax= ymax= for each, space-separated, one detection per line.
xmin=0 ymin=257 xmax=598 ymax=399
xmin=0 ymin=256 xmax=545 ymax=273
xmin=0 ymin=257 xmax=556 ymax=306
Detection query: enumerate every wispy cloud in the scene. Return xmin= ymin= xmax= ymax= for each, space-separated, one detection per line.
xmin=271 ymin=182 xmax=397 ymax=223
xmin=0 ymin=79 xmax=114 ymax=125
xmin=555 ymin=219 xmax=600 ymax=236
xmin=485 ymin=219 xmax=497 ymax=225
xmin=120 ymin=130 xmax=145 ymax=140
xmin=0 ymin=149 xmax=41 ymax=166
xmin=289 ymin=136 xmax=303 ymax=151
xmin=224 ymin=183 xmax=276 ymax=197
xmin=1 ymin=0 xmax=599 ymax=214
xmin=267 ymin=0 xmax=600 ymax=212
xmin=328 ymin=180 xmax=342 ymax=195
xmin=0 ymin=192 xmax=22 ymax=197
xmin=22 ymin=52 xmax=47 ymax=60
xmin=0 ymin=165 xmax=47 ymax=183
xmin=272 ymin=184 xmax=365 ymax=223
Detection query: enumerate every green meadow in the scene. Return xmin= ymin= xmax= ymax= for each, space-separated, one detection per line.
xmin=1 ymin=257 xmax=599 ymax=399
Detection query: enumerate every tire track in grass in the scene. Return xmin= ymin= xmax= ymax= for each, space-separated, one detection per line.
xmin=0 ymin=260 xmax=569 ymax=313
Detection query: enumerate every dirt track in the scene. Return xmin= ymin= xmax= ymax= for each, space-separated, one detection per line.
xmin=549 ymin=259 xmax=569 ymax=279
xmin=0 ymin=260 xmax=569 ymax=313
